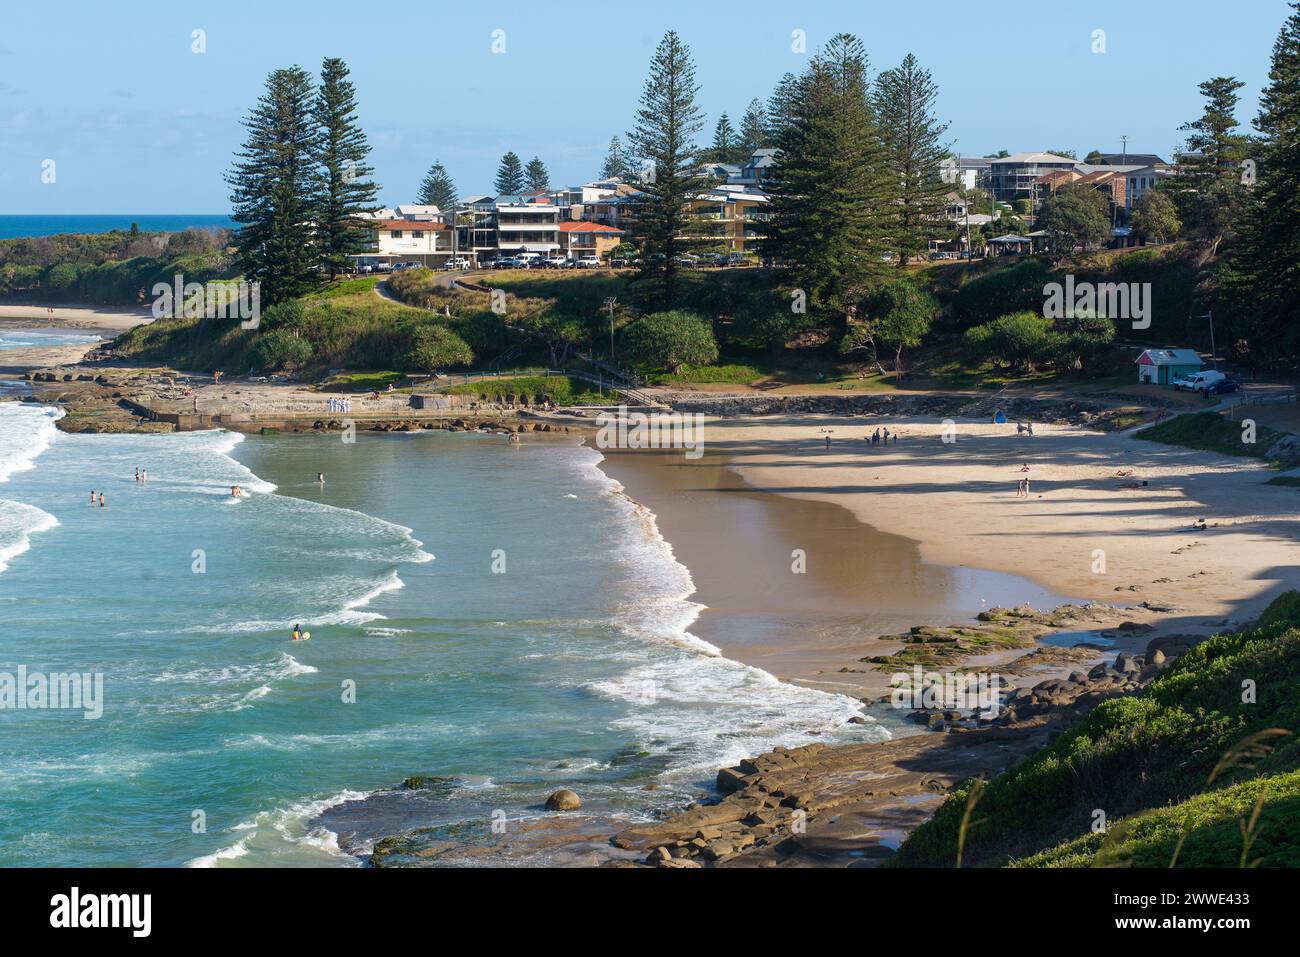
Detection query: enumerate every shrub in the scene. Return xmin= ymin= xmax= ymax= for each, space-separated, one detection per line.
xmin=252 ymin=329 xmax=313 ymax=370
xmin=622 ymin=310 xmax=718 ymax=372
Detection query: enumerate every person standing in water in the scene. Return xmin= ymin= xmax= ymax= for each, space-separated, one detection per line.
xmin=90 ymin=490 xmax=96 ymax=505
xmin=134 ymin=468 xmax=140 ymax=483
xmin=292 ymin=624 xmax=302 ymax=641
xmin=318 ymin=472 xmax=325 ymax=486
xmin=98 ymin=493 xmax=106 ymax=508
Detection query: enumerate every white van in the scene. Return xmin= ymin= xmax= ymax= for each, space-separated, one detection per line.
xmin=1173 ymin=370 xmax=1225 ymax=392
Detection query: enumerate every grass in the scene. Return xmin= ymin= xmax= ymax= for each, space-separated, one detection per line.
xmin=890 ymin=590 xmax=1300 ymax=868
xmin=1135 ymin=410 xmax=1288 ymax=462
xmin=1011 ymin=770 xmax=1300 ymax=867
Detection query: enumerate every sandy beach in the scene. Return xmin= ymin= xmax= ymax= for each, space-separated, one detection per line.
xmin=602 ymin=412 xmax=1300 ymax=696
xmin=0 ymin=302 xmax=154 ymax=333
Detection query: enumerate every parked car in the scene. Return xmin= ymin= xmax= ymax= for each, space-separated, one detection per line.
xmin=542 ymin=256 xmax=568 ymax=268
xmin=722 ymin=252 xmax=746 ymax=267
xmin=672 ymin=254 xmax=699 ymax=267
xmin=442 ymin=257 xmax=472 ymax=271
xmin=1206 ymin=378 xmax=1242 ymax=395
xmin=1172 ymin=370 xmax=1226 ymax=392
xmin=575 ymin=256 xmax=601 ymax=268
xmin=493 ymin=257 xmax=524 ymax=269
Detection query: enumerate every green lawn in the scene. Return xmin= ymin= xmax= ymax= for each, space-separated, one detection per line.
xmin=1135 ymin=410 xmax=1288 ymax=462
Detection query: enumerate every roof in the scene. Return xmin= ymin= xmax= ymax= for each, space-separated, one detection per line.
xmin=1137 ymin=348 xmax=1203 ymax=366
xmin=368 ymin=220 xmax=446 ymax=231
xmin=990 ymin=152 xmax=1079 ymax=166
xmin=394 ymin=204 xmax=442 ymax=216
xmin=1095 ymin=153 xmax=1167 ymax=167
xmin=558 ymin=221 xmax=622 ymax=233
xmin=989 ymin=234 xmax=1033 ymax=243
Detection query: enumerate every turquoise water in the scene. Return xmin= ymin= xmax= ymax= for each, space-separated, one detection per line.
xmin=0 ymin=330 xmax=103 ymax=351
xmin=0 ymin=403 xmax=885 ymax=866
xmin=0 ymin=215 xmax=235 ymax=240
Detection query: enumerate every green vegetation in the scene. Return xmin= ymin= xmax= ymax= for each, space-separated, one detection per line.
xmin=893 ymin=590 xmax=1300 ymax=867
xmin=112 ymin=281 xmax=474 ymax=376
xmin=621 ymin=310 xmax=718 ymax=373
xmin=0 ymin=228 xmax=232 ymax=304
xmin=1135 ymin=410 xmax=1287 ymax=461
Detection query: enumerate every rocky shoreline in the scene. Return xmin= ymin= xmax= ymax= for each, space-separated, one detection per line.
xmin=335 ymin=600 xmax=1212 ymax=869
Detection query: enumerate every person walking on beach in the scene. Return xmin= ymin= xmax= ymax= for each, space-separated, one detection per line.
xmin=825 ymin=434 xmax=831 ymax=449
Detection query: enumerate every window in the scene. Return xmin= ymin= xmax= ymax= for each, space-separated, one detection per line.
xmin=390 ymin=230 xmax=403 ymax=238
xmin=413 ymin=231 xmax=424 ymax=238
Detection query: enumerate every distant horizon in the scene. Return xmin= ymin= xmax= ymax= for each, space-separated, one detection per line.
xmin=2 ymin=0 xmax=1291 ymax=215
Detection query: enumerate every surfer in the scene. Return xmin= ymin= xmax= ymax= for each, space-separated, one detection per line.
xmin=292 ymin=624 xmax=301 ymax=641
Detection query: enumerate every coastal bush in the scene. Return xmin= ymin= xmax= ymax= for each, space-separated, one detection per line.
xmin=251 ymin=329 xmax=313 ymax=370
xmin=962 ymin=311 xmax=1053 ymax=374
xmin=621 ymin=310 xmax=718 ymax=373
xmin=1011 ymin=770 xmax=1300 ymax=867
xmin=892 ymin=591 xmax=1300 ymax=867
xmin=952 ymin=258 xmax=1053 ymax=328
xmin=406 ymin=325 xmax=473 ymax=373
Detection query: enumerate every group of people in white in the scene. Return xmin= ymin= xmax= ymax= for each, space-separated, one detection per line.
xmin=327 ymin=397 xmax=353 ymax=414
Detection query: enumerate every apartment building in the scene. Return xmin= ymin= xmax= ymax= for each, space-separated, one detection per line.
xmin=353 ymin=218 xmax=453 ymax=268
xmin=557 ymin=221 xmax=624 ymax=260
xmin=989 ymin=152 xmax=1080 ymax=201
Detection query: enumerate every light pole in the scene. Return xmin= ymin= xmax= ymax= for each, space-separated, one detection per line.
xmin=1197 ymin=310 xmax=1218 ymax=369
xmin=603 ymin=296 xmax=617 ymax=365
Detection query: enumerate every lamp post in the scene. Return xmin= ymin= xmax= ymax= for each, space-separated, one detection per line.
xmin=603 ymin=296 xmax=617 ymax=365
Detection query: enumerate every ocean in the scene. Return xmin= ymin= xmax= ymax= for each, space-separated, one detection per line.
xmin=0 ymin=401 xmax=886 ymax=867
xmin=0 ymin=215 xmax=236 ymax=241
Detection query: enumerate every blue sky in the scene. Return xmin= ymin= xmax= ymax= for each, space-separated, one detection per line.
xmin=0 ymin=0 xmax=1291 ymax=214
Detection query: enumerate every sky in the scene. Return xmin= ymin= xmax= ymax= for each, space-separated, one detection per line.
xmin=0 ymin=0 xmax=1292 ymax=214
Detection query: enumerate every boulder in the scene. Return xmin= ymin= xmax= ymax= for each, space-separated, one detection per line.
xmin=545 ymin=789 xmax=582 ymax=811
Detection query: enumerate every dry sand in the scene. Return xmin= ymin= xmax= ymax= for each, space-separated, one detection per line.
xmin=0 ymin=303 xmax=154 ymax=333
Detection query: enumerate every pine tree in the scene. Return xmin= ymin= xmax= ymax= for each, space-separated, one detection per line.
xmin=763 ymin=34 xmax=892 ymax=334
xmin=600 ymin=136 xmax=628 ymax=179
xmin=227 ymin=66 xmax=320 ymax=304
xmin=873 ymin=54 xmax=952 ymax=266
xmin=739 ymin=98 xmax=767 ymax=155
xmin=710 ymin=113 xmax=736 ymax=164
xmin=416 ymin=161 xmax=457 ymax=210
xmin=1176 ymin=76 xmax=1251 ymax=252
xmin=1223 ymin=2 xmax=1300 ymax=361
xmin=765 ymin=72 xmax=802 ymax=142
xmin=524 ymin=156 xmax=550 ymax=192
xmin=625 ymin=30 xmax=709 ymax=307
xmin=312 ymin=57 xmax=380 ymax=279
xmin=494 ymin=151 xmax=525 ymax=195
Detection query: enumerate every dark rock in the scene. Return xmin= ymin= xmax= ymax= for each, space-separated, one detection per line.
xmin=545 ymin=789 xmax=582 ymax=811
